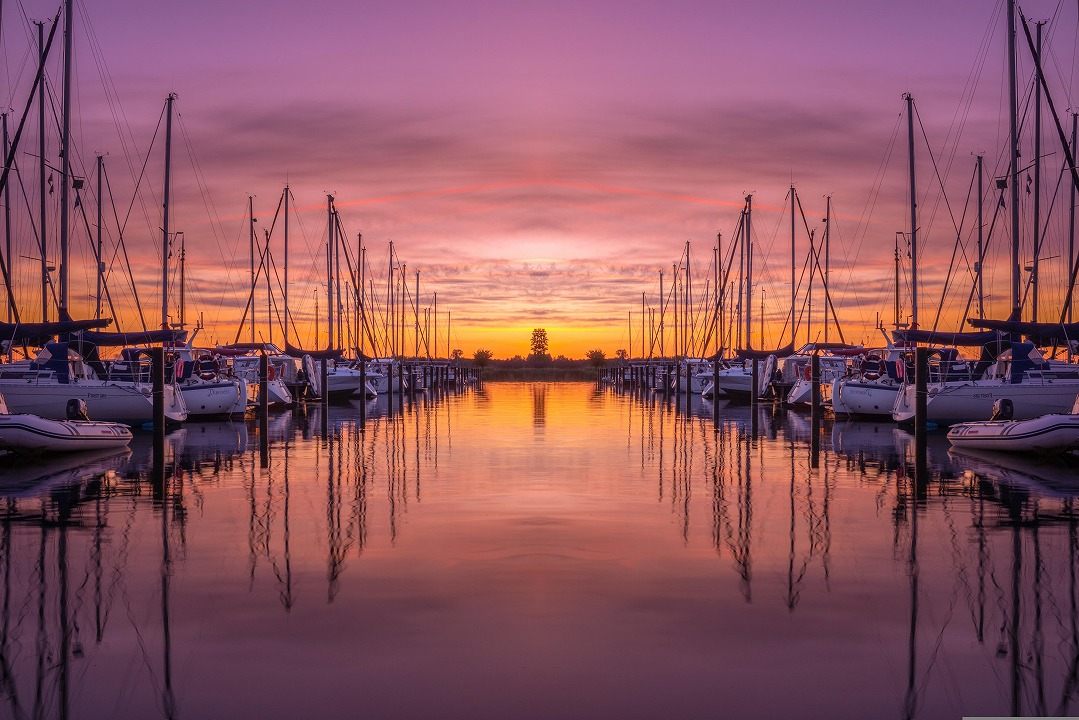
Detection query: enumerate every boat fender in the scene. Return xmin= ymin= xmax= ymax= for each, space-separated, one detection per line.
xmin=267 ymin=364 xmax=276 ymax=381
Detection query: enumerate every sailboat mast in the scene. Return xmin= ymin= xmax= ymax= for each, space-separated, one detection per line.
xmin=161 ymin=93 xmax=174 ymax=330
xmin=249 ymin=195 xmax=255 ymax=342
xmin=976 ymin=155 xmax=985 ymax=319
xmin=745 ymin=195 xmax=753 ymax=349
xmin=659 ymin=270 xmax=664 ymax=357
xmin=824 ymin=195 xmax=831 ymax=343
xmin=1032 ymin=21 xmax=1045 ymax=322
xmin=1071 ymin=115 xmax=1078 ymax=326
xmin=714 ymin=237 xmax=721 ymax=357
xmin=96 ymin=155 xmax=103 ymax=320
xmin=360 ymin=241 xmax=366 ymax=356
xmin=415 ymin=270 xmax=420 ymax=359
xmin=265 ymin=229 xmax=271 ymax=345
xmin=906 ymin=93 xmax=918 ymax=328
xmin=334 ymin=211 xmax=342 ymax=351
xmin=1008 ymin=0 xmax=1020 ymax=314
xmin=641 ymin=291 xmax=646 ymax=359
xmin=387 ymin=242 xmax=394 ymax=356
xmin=37 ymin=21 xmax=46 ymax=322
xmin=2 ymin=113 xmax=9 ymax=326
xmin=673 ymin=263 xmax=678 ymax=359
xmin=326 ymin=194 xmax=334 ymax=349
xmin=58 ymin=0 xmax=72 ymax=318
xmin=790 ymin=185 xmax=796 ymax=347
xmin=284 ymin=185 xmax=290 ymax=348
xmin=179 ymin=232 xmax=186 ymax=329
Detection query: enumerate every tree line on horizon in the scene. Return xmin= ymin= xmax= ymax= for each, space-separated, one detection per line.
xmin=470 ymin=329 xmax=619 ymax=368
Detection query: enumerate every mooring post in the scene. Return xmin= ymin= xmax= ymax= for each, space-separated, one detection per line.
xmin=151 ymin=346 xmax=165 ymax=435
xmin=259 ymin=353 xmax=269 ymax=417
xmin=810 ymin=354 xmax=821 ymax=468
xmin=915 ymin=346 xmax=928 ymax=461
xmin=712 ymin=358 xmax=720 ymax=432
xmin=359 ymin=359 xmax=367 ymax=430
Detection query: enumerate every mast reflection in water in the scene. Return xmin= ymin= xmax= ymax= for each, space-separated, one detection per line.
xmin=0 ymin=381 xmax=1076 ymax=719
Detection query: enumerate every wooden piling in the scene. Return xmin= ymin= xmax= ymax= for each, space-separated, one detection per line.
xmin=151 ymin=346 xmax=165 ymax=434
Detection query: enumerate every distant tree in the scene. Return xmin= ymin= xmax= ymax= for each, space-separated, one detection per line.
xmin=451 ymin=348 xmax=463 ymax=361
xmin=586 ymin=349 xmax=607 ymax=368
xmin=616 ymin=349 xmax=628 ymax=361
xmin=473 ymin=349 xmax=493 ymax=368
xmin=529 ymin=328 xmax=551 ymax=362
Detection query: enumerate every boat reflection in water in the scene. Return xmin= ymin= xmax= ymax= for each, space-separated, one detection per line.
xmin=0 ymin=381 xmax=1077 ymax=719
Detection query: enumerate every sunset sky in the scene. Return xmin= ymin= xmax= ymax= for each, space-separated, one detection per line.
xmin=2 ymin=0 xmax=1077 ymax=358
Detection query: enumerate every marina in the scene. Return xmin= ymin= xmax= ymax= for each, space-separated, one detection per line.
xmin=2 ymin=0 xmax=1079 ymax=716
xmin=0 ymin=382 xmax=1078 ymax=719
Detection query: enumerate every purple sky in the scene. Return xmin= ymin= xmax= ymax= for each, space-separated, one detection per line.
xmin=3 ymin=0 xmax=1076 ymax=356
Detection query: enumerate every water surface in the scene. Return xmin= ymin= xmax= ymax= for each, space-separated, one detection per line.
xmin=1 ymin=381 xmax=1078 ymax=719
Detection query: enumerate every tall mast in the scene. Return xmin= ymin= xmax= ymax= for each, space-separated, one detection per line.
xmin=179 ymin=232 xmax=186 ymax=329
xmin=641 ymin=291 xmax=646 ymax=359
xmin=714 ymin=237 xmax=720 ymax=357
xmin=433 ymin=289 xmax=437 ymax=360
xmin=685 ymin=241 xmax=691 ymax=356
xmin=745 ymin=195 xmax=753 ymax=349
xmin=283 ymin=185 xmax=290 ymax=348
xmin=1031 ymin=21 xmax=1045 ymax=322
xmin=161 ymin=93 xmax=174 ymax=330
xmin=894 ymin=233 xmax=901 ymax=329
xmin=1071 ymin=114 xmax=1077 ymax=326
xmin=1008 ymin=0 xmax=1020 ymax=315
xmin=415 ymin=270 xmax=420 ymax=359
xmin=387 ymin=242 xmax=394 ymax=356
xmin=976 ymin=155 xmax=985 ymax=319
xmin=659 ymin=270 xmax=664 ymax=357
xmin=326 ymin=194 xmax=334 ymax=349
xmin=249 ymin=195 xmax=255 ymax=342
xmin=334 ymin=211 xmax=342 ymax=351
xmin=37 ymin=21 xmax=46 ymax=322
xmin=58 ymin=0 xmax=72 ymax=318
xmin=672 ymin=263 xmax=678 ymax=359
xmin=265 ymin=230 xmax=271 ymax=345
xmin=906 ymin=93 xmax=919 ymax=328
xmin=96 ymin=155 xmax=103 ymax=320
xmin=790 ymin=185 xmax=796 ymax=347
xmin=824 ymin=196 xmax=831 ymax=342
xmin=360 ymin=241 xmax=366 ymax=355
xmin=2 ymin=114 xmax=9 ymax=328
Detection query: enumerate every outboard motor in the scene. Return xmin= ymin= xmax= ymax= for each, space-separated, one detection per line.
xmin=989 ymin=398 xmax=1014 ymax=421
xmin=66 ymin=398 xmax=90 ymax=421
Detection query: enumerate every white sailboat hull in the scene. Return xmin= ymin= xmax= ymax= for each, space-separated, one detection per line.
xmin=834 ymin=380 xmax=900 ymax=418
xmin=893 ymin=380 xmax=1079 ymax=425
xmin=179 ymin=379 xmax=245 ymax=417
xmin=0 ymin=380 xmax=187 ymax=424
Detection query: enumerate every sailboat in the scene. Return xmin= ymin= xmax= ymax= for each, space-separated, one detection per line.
xmin=0 ymin=17 xmax=188 ymax=425
xmin=892 ymin=7 xmax=1079 ymax=424
xmin=283 ymin=194 xmax=368 ymax=401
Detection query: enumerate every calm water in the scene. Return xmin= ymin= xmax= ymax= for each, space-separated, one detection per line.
xmin=1 ymin=381 xmax=1079 ymax=719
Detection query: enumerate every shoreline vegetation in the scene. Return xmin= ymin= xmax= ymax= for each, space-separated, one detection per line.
xmin=467 ymin=336 xmax=611 ymax=381
xmin=477 ymin=367 xmax=601 ymax=382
